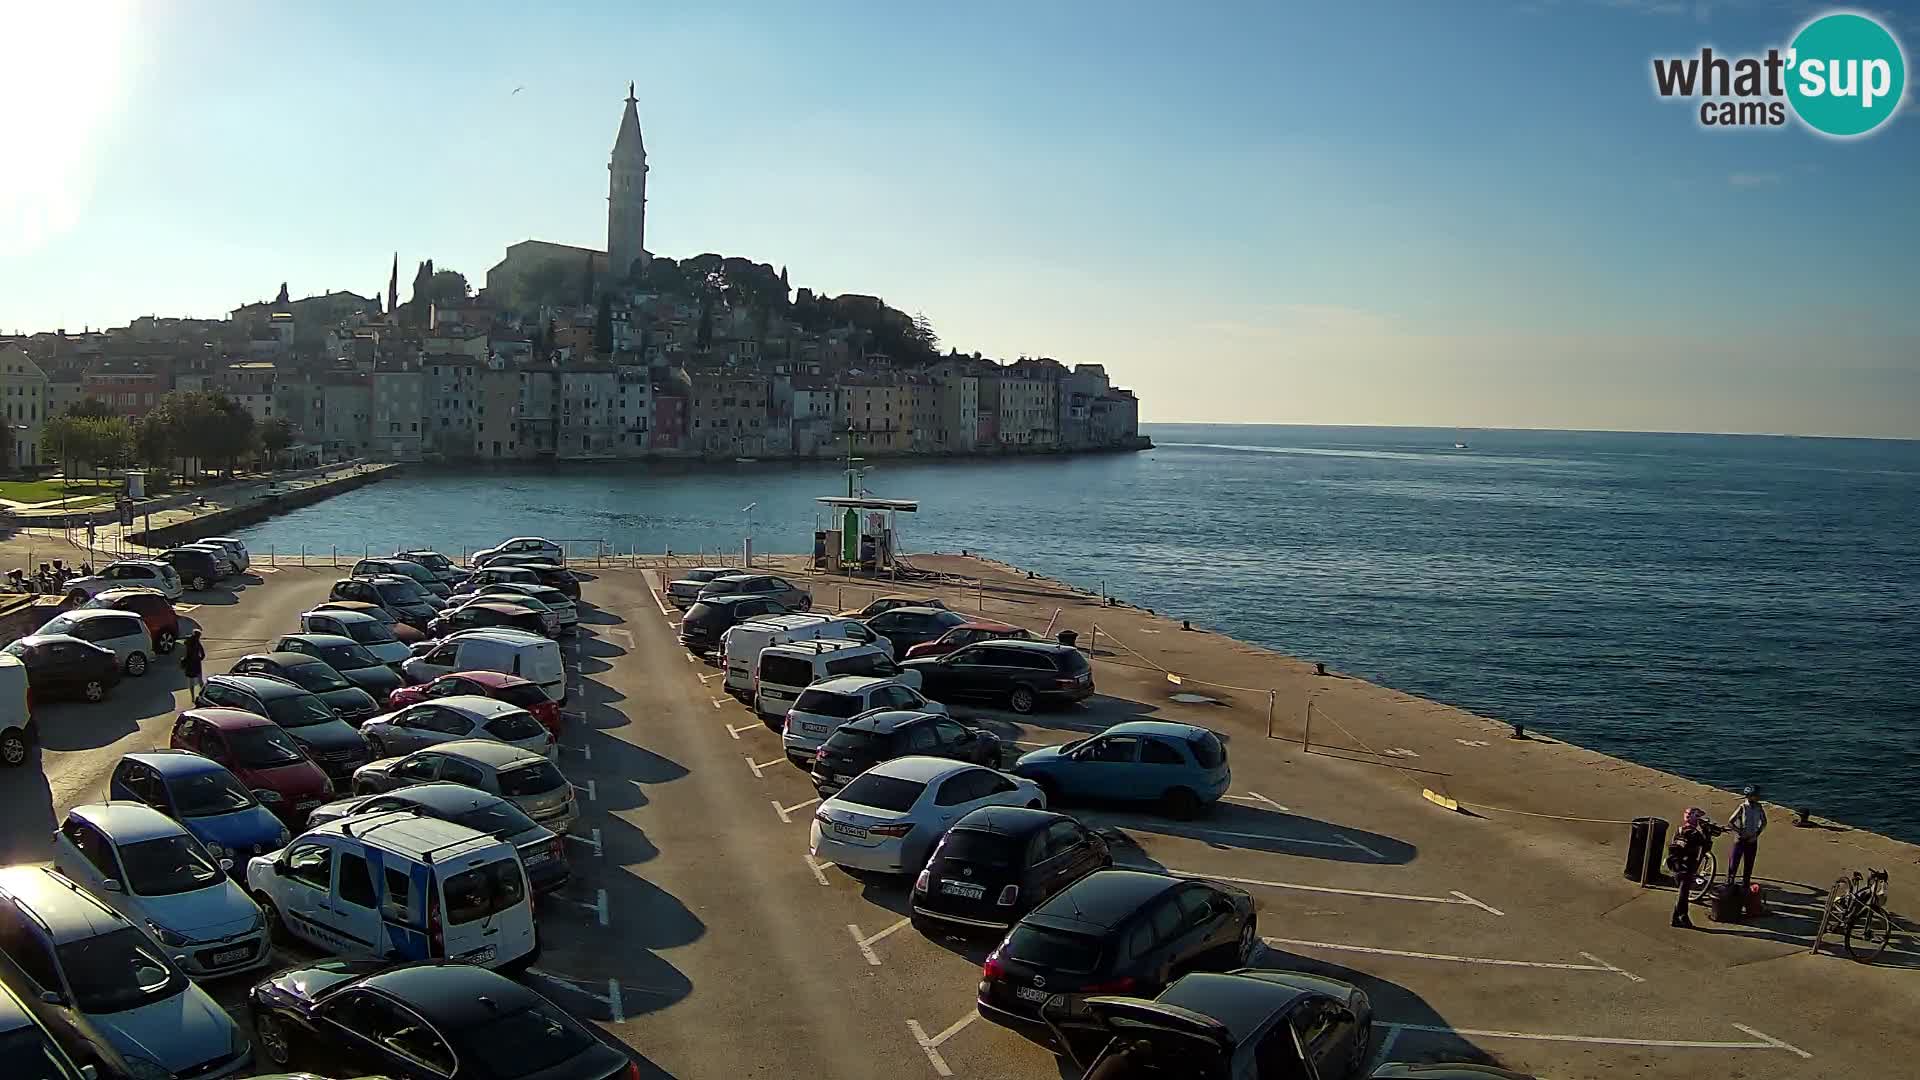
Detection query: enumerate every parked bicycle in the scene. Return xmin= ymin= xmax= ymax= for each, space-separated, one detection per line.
xmin=1826 ymin=868 xmax=1892 ymax=963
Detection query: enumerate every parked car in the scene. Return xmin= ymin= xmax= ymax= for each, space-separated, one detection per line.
xmin=904 ymin=639 xmax=1094 ymax=715
xmin=0 ymin=865 xmax=254 ymax=1080
xmin=453 ymin=565 xmax=544 ymax=595
xmin=359 ymin=695 xmax=554 ymax=760
xmin=0 ymin=977 xmax=94 ymax=1080
xmin=228 ymin=654 xmax=381 ymax=725
xmin=841 ymin=595 xmax=949 ymax=619
xmin=174 ymin=544 xmax=238 ymax=578
xmin=678 ymin=594 xmax=789 ymax=654
xmin=350 ymin=557 xmax=451 ymax=597
xmin=2 ymin=634 xmax=122 ymax=702
xmin=309 ymin=600 xmax=426 ymax=644
xmin=782 ymin=675 xmax=945 ymax=766
xmin=327 ymin=577 xmax=438 ymax=630
xmin=1013 ymin=720 xmax=1230 ymax=820
xmin=976 ymin=869 xmax=1257 ymax=1044
xmin=302 ymin=782 xmax=569 ymax=895
xmin=266 ymin=634 xmax=406 ymax=698
xmin=462 ymin=582 xmax=577 ymax=629
xmin=665 ymin=566 xmax=737 ymax=608
xmin=470 ymin=536 xmax=567 ymax=568
xmin=384 ymin=670 xmax=563 ymax=738
xmin=34 ymin=610 xmax=153 ymax=677
xmin=62 ymin=559 xmax=183 ymax=601
xmin=811 ymin=709 xmax=1002 ymax=796
xmin=194 ymin=676 xmax=371 ymax=784
xmin=168 ymin=709 xmax=335 ymax=825
xmin=400 ymin=629 xmax=565 ymax=704
xmin=158 ymin=547 xmax=229 ymax=592
xmin=865 ymin=606 xmax=971 ymax=656
xmin=244 ymin=812 xmax=537 ymax=971
xmin=248 ymin=962 xmax=631 ymax=1080
xmin=809 ymin=756 xmax=1045 ymax=875
xmin=392 ymin=549 xmax=468 ymax=586
xmin=428 ymin=600 xmax=553 ymax=640
xmin=298 ymin=608 xmax=415 ymax=661
xmin=904 ymin=620 xmax=1034 ymax=660
xmin=51 ymin=804 xmax=271 ymax=980
xmin=0 ymin=655 xmax=27 ymax=767
xmin=350 ymin=740 xmax=577 ymax=835
xmin=1043 ymin=969 xmax=1388 ymax=1080
xmin=752 ymin=638 xmax=907 ymax=721
xmin=696 ymin=573 xmax=811 ymax=611
xmin=75 ymin=587 xmax=182 ymax=653
xmin=721 ymin=613 xmax=885 ymax=699
xmin=199 ymin=537 xmax=250 ymax=572
xmin=506 ymin=561 xmax=581 ymax=600
xmin=911 ymin=806 xmax=1111 ymax=935
xmin=108 ymin=752 xmax=291 ymax=867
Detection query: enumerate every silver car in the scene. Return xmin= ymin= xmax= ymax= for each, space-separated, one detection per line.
xmin=358 ymin=695 xmax=554 ymax=759
xmin=697 ymin=573 xmax=812 ymax=611
xmin=349 ymin=739 xmax=578 ymax=834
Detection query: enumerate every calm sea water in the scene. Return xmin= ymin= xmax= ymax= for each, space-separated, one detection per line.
xmin=234 ymin=425 xmax=1920 ymax=841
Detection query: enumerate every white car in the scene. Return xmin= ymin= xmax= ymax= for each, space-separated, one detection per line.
xmin=782 ymin=675 xmax=945 ymax=766
xmin=297 ymin=608 xmax=411 ymax=666
xmin=470 ymin=536 xmax=564 ymax=569
xmin=200 ymin=537 xmax=250 ymax=572
xmin=63 ymin=560 xmax=184 ymax=601
xmin=665 ymin=567 xmax=737 ymax=608
xmin=52 ymin=803 xmax=270 ymax=980
xmin=35 ymin=609 xmax=155 ymax=676
xmin=810 ymin=757 xmax=1046 ymax=875
xmin=466 ymin=582 xmax=578 ymax=627
xmin=359 ymin=695 xmax=555 ymax=760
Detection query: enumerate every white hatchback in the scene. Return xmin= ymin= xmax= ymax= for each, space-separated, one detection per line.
xmin=782 ymin=675 xmax=944 ymax=766
xmin=810 ymin=757 xmax=1046 ymax=875
xmin=64 ymin=560 xmax=184 ymax=601
xmin=36 ymin=609 xmax=155 ymax=676
xmin=52 ymin=803 xmax=269 ymax=979
xmin=359 ymin=695 xmax=555 ymax=760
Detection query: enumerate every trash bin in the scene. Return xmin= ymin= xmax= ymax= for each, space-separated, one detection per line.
xmin=1057 ymin=630 xmax=1078 ymax=648
xmin=1625 ymin=817 xmax=1669 ymax=883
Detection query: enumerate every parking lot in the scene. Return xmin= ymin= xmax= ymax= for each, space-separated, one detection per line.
xmin=10 ymin=561 xmax=1916 ymax=1079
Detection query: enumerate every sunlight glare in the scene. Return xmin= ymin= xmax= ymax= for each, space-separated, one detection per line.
xmin=0 ymin=2 xmax=133 ymax=257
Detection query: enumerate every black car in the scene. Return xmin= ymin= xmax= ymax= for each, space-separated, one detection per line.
xmin=304 ymin=782 xmax=570 ymax=895
xmin=977 ymin=869 xmax=1257 ymax=1044
xmin=329 ymin=576 xmax=439 ymax=630
xmin=912 ymin=806 xmax=1109 ymax=934
xmin=229 ymin=653 xmax=381 ymax=724
xmin=429 ymin=602 xmax=551 ymax=640
xmin=249 ymin=961 xmax=632 ymax=1080
xmin=812 ymin=709 xmax=1002 ymax=795
xmin=866 ymin=606 xmax=970 ymax=656
xmin=1 ymin=633 xmax=122 ymax=702
xmin=271 ymin=633 xmax=407 ymax=697
xmin=1046 ymin=969 xmax=1379 ymax=1080
xmin=678 ymin=594 xmax=788 ymax=653
xmin=904 ymin=640 xmax=1095 ymax=714
xmin=196 ymin=674 xmax=372 ymax=781
xmin=0 ymin=978 xmax=92 ymax=1080
xmin=512 ymin=562 xmax=582 ymax=600
xmin=158 ymin=547 xmax=225 ymax=591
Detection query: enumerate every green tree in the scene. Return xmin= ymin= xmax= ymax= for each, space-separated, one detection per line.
xmin=39 ymin=415 xmax=82 ymax=477
xmin=259 ymin=416 xmax=296 ymax=467
xmin=134 ymin=412 xmax=171 ymax=469
xmin=65 ymin=398 xmax=113 ymax=419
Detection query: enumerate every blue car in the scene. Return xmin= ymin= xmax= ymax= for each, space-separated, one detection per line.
xmin=109 ymin=751 xmax=291 ymax=871
xmin=1011 ymin=720 xmax=1230 ymax=820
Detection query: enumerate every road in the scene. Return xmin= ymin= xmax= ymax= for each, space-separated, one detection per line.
xmin=7 ymin=563 xmax=1913 ymax=1080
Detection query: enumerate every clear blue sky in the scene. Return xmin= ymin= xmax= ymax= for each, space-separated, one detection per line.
xmin=3 ymin=1 xmax=1915 ymax=437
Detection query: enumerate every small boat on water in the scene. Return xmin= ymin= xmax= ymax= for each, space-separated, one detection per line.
xmin=735 ymin=457 xmax=759 ymax=463
xmin=1453 ymin=441 xmax=1469 ymax=450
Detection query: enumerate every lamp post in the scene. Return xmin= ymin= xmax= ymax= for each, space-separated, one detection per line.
xmin=739 ymin=502 xmax=757 ymax=567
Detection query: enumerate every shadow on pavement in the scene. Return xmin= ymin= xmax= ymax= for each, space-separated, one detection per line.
xmin=1251 ymin=945 xmax=1507 ymax=1070
xmin=1072 ymin=804 xmax=1415 ymax=866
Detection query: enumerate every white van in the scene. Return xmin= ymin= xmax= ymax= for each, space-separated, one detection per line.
xmin=753 ymin=638 xmax=916 ymax=721
xmin=245 ymin=809 xmax=538 ymax=971
xmin=402 ymin=629 xmax=566 ymax=703
xmin=720 ymin=614 xmax=887 ymax=699
xmin=0 ymin=653 xmax=33 ymax=767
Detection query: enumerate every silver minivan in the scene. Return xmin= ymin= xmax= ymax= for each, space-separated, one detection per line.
xmin=35 ymin=610 xmax=155 ymax=676
xmin=350 ymin=739 xmax=578 ymax=834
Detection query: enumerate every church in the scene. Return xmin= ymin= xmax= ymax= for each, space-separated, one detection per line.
xmin=484 ymin=83 xmax=650 ymax=309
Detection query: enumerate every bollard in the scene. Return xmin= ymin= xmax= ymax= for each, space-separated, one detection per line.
xmin=1511 ymin=722 xmax=1526 ymax=739
xmin=1315 ymin=662 xmax=1327 ymax=676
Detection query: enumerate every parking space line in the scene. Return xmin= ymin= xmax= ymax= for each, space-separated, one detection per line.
xmin=526 ymin=969 xmax=624 ymax=1024
xmin=906 ymin=1012 xmax=978 ymax=1077
xmin=1731 ymin=1024 xmax=1813 ymax=1058
xmin=554 ymin=889 xmax=610 ymax=926
xmin=745 ymin=755 xmax=785 ymax=779
xmin=1169 ymin=870 xmax=1506 ymax=916
xmin=698 ymin=671 xmax=720 ymax=682
xmin=561 ymin=742 xmax=591 ymax=760
xmin=643 ymin=576 xmax=671 ymax=617
xmin=254 ymin=565 xmax=279 ymax=573
xmin=573 ymin=779 xmax=596 ymax=802
xmin=609 ymin=628 xmax=634 ymax=648
xmin=1369 ymin=1024 xmax=1401 ymax=1072
xmin=1579 ymin=951 xmax=1646 ymax=982
xmin=1334 ymin=830 xmax=1382 ymax=859
xmin=1387 ymin=1020 xmax=1811 ymax=1058
xmin=176 ymin=604 xmax=201 ymax=613
xmin=1244 ymin=791 xmax=1290 ymax=812
xmin=804 ymin=855 xmax=831 ymax=886
xmin=848 ymin=917 xmax=910 ymax=966
xmin=726 ymin=722 xmax=764 ymax=740
xmin=1449 ymin=890 xmax=1506 ymax=917
xmin=563 ymin=829 xmax=603 ymax=858
xmin=1264 ymin=936 xmax=1642 ymax=980
xmin=711 ymin=698 xmax=726 ymax=710
xmin=772 ymin=797 xmax=820 ymax=823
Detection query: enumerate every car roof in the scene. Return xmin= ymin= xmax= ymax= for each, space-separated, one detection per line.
xmin=369 ymin=782 xmax=504 ymax=816
xmin=985 ymin=639 xmax=1078 ymax=655
xmin=107 ymin=559 xmax=168 ymax=569
xmin=1102 ymin=720 xmax=1217 ymax=740
xmin=426 ymin=739 xmax=547 ymax=767
xmin=951 ymin=619 xmax=1020 ymax=632
xmin=186 ymin=707 xmax=275 ymax=730
xmin=124 ymin=751 xmax=228 ymax=779
xmin=810 ymin=675 xmax=895 ymax=694
xmin=735 ymin=613 xmax=831 ymax=631
xmin=430 ymin=695 xmax=526 ymax=720
xmin=842 ymin=709 xmax=939 ymax=734
xmin=446 ymin=627 xmax=548 ymax=645
xmin=94 ymin=587 xmax=166 ymax=600
xmin=56 ymin=608 xmax=139 ymax=624
xmin=1030 ymin=869 xmax=1179 ymax=929
xmin=203 ymin=536 xmax=244 ymax=544
xmin=397 ymin=549 xmax=443 ymax=557
xmin=466 ymin=601 xmax=537 ymax=614
xmin=254 ymin=651 xmax=328 ymax=667
xmin=70 ymin=802 xmax=187 ymax=844
xmin=884 ymin=605 xmax=952 ymax=616
xmin=305 ymin=607 xmax=376 ymax=623
xmin=442 ymin=670 xmax=524 ymax=688
xmin=303 ymin=810 xmax=500 ymax=858
xmin=952 ymin=805 xmax=1062 ymax=837
xmin=710 ymin=573 xmax=768 ymax=583
xmin=17 ymin=633 xmax=99 ymax=649
xmin=690 ymin=594 xmax=778 ymax=609
xmin=355 ymin=574 xmax=418 ymax=585
xmin=866 ymin=754 xmax=980 ymax=783
xmin=213 ymin=674 xmax=309 ymax=698
xmin=360 ymin=962 xmax=542 ymax=1026
xmin=1155 ymin=972 xmax=1313 ymax=1043
xmin=279 ymin=633 xmax=358 ymax=648
xmin=0 ymin=867 xmax=129 ymax=943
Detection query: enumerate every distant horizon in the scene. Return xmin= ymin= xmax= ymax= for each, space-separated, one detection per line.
xmin=1140 ymin=420 xmax=1920 ymax=444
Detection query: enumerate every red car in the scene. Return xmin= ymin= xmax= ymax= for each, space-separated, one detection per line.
xmin=904 ymin=620 xmax=1035 ymax=660
xmin=168 ymin=708 xmax=333 ymax=824
xmin=385 ymin=670 xmax=564 ymax=737
xmin=73 ymin=587 xmax=182 ymax=653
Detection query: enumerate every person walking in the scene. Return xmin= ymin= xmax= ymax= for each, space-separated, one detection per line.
xmin=181 ymin=629 xmax=207 ymax=697
xmin=1727 ymin=785 xmax=1767 ymax=892
xmin=1670 ymin=807 xmax=1711 ymax=928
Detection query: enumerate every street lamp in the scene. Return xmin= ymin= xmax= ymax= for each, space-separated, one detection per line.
xmin=739 ymin=502 xmax=757 ymax=567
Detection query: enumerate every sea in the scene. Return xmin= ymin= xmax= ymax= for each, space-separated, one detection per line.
xmin=232 ymin=424 xmax=1920 ymax=842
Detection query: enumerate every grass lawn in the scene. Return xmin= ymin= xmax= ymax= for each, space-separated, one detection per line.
xmin=0 ymin=478 xmax=121 ymax=504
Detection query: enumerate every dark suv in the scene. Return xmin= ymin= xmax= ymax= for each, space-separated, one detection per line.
xmin=158 ymin=547 xmax=225 ymax=592
xmin=903 ymin=640 xmax=1095 ymax=714
xmin=195 ymin=674 xmax=371 ymax=781
xmin=679 ymin=594 xmax=788 ymax=654
xmin=511 ymin=561 xmax=582 ymax=600
xmin=329 ymin=576 xmax=439 ymax=630
xmin=228 ymin=652 xmax=381 ymax=724
xmin=811 ymin=709 xmax=1002 ymax=795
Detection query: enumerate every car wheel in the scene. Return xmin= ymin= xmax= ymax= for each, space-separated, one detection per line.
xmin=254 ymin=1011 xmax=293 ymax=1067
xmin=1163 ymin=787 xmax=1201 ymax=821
xmin=83 ymin=680 xmax=105 ymax=702
xmin=125 ymin=652 xmax=148 ymax=677
xmin=0 ymin=728 xmax=28 ymax=767
xmin=798 ymin=596 xmax=812 ymax=611
xmin=191 ymin=575 xmax=209 ymax=591
xmin=155 ymin=629 xmax=177 ymax=654
xmin=1238 ymin=916 xmax=1258 ymax=964
xmin=256 ymin=894 xmax=289 ymax=944
xmin=1008 ymin=686 xmax=1037 ymax=714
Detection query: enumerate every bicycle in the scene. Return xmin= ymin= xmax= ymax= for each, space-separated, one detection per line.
xmin=1825 ymin=868 xmax=1892 ymax=963
xmin=1665 ymin=820 xmax=1725 ymax=904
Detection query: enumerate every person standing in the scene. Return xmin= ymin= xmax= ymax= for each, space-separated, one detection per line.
xmin=1670 ymin=807 xmax=1710 ymax=929
xmin=181 ymin=629 xmax=207 ymax=697
xmin=1728 ymin=785 xmax=1767 ymax=892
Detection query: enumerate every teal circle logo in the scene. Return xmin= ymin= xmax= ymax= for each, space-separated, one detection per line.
xmin=1787 ymin=12 xmax=1906 ymax=137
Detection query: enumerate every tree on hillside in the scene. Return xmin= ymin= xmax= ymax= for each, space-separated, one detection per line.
xmin=204 ymin=395 xmax=256 ymax=476
xmin=779 ymin=265 xmax=790 ymax=292
xmin=134 ymin=412 xmax=171 ymax=469
xmin=911 ymin=312 xmax=938 ymax=354
xmin=695 ymin=297 xmax=713 ymax=351
xmin=65 ymin=398 xmax=113 ymax=419
xmin=259 ymin=416 xmax=296 ymax=467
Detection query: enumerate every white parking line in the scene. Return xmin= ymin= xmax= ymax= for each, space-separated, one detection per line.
xmin=563 ymin=829 xmax=603 ymax=858
xmin=555 ymin=889 xmax=610 ymax=926
xmin=906 ymin=1013 xmax=978 ymax=1077
xmin=643 ymin=575 xmax=671 ymax=617
xmin=1168 ymin=870 xmax=1506 ymax=917
xmin=726 ymin=722 xmax=764 ymax=740
xmin=772 ymin=797 xmax=820 ymax=823
xmin=745 ymin=755 xmax=785 ymax=779
xmin=1384 ymin=1020 xmax=1810 ymax=1058
xmin=698 ymin=671 xmax=720 ymax=683
xmin=711 ymin=698 xmax=726 ymax=710
xmin=609 ymin=628 xmax=634 ymax=648
xmin=1334 ymin=831 xmax=1383 ymax=859
xmin=176 ymin=604 xmax=201 ymax=613
xmin=525 ymin=969 xmax=625 ymax=1024
xmin=573 ymin=779 xmax=596 ymax=802
xmin=1263 ymin=936 xmax=1642 ymax=981
xmin=561 ymin=743 xmax=592 ymax=760
xmin=1244 ymin=791 xmax=1290 ymax=813
xmin=254 ymin=565 xmax=279 ymax=574
xmin=1369 ymin=1024 xmax=1401 ymax=1072
xmin=848 ymin=917 xmax=910 ymax=966
xmin=804 ymin=855 xmax=831 ymax=886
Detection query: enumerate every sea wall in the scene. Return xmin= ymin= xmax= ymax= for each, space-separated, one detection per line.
xmin=130 ymin=464 xmax=400 ymax=548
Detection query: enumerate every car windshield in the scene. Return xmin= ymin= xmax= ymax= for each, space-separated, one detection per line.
xmin=0 ymin=641 xmax=26 ymax=659
xmin=497 ymin=760 xmax=565 ymax=797
xmin=374 ymin=581 xmax=425 ymax=604
xmin=450 ymin=799 xmax=540 ymax=837
xmin=316 ymin=642 xmax=381 ymax=669
xmin=494 ymin=684 xmax=549 ymax=709
xmin=264 ymin=693 xmax=337 ymax=728
xmin=835 ymin=774 xmax=925 ymax=812
xmin=938 ymin=828 xmax=1020 ymax=868
xmin=1005 ymin=923 xmax=1103 ymax=974
xmin=117 ymin=835 xmax=224 ymax=896
xmin=281 ymin=664 xmax=352 ymax=693
xmin=1058 ymin=649 xmax=1091 ymax=673
xmin=824 ymin=728 xmax=885 ymax=755
xmin=0 ymin=1025 xmax=82 ymax=1080
xmin=1189 ymin=732 xmax=1226 ymax=769
xmin=228 ymin=726 xmax=307 ymax=767
xmin=170 ymin=771 xmax=257 ymax=816
xmin=484 ymin=712 xmax=546 ymax=742
xmin=336 ymin=619 xmax=397 ymax=645
xmin=39 ymin=617 xmax=76 ymax=636
xmin=448 ymin=1004 xmax=594 ymax=1079
xmin=704 ymin=579 xmax=746 ymax=594
xmin=55 ymin=928 xmax=186 ymax=1014
xmin=793 ymin=690 xmax=863 ymax=718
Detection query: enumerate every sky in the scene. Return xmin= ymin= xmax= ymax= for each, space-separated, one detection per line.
xmin=2 ymin=0 xmax=1916 ymax=438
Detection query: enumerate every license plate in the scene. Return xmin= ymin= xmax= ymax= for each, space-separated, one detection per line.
xmin=765 ymin=691 xmax=791 ymax=700
xmin=458 ymin=945 xmax=496 ymax=964
xmin=210 ymin=947 xmax=251 ymax=965
xmin=1015 ymin=986 xmax=1051 ymax=1004
xmin=940 ymin=880 xmax=986 ymax=899
xmin=830 ymin=821 xmax=868 ymax=839
xmin=524 ymin=851 xmax=549 ymax=866
xmin=295 ymin=799 xmax=321 ymax=810
xmin=801 ymin=722 xmax=830 ymax=735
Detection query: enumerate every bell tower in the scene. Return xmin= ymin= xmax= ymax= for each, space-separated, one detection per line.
xmin=607 ymin=82 xmax=649 ymax=282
